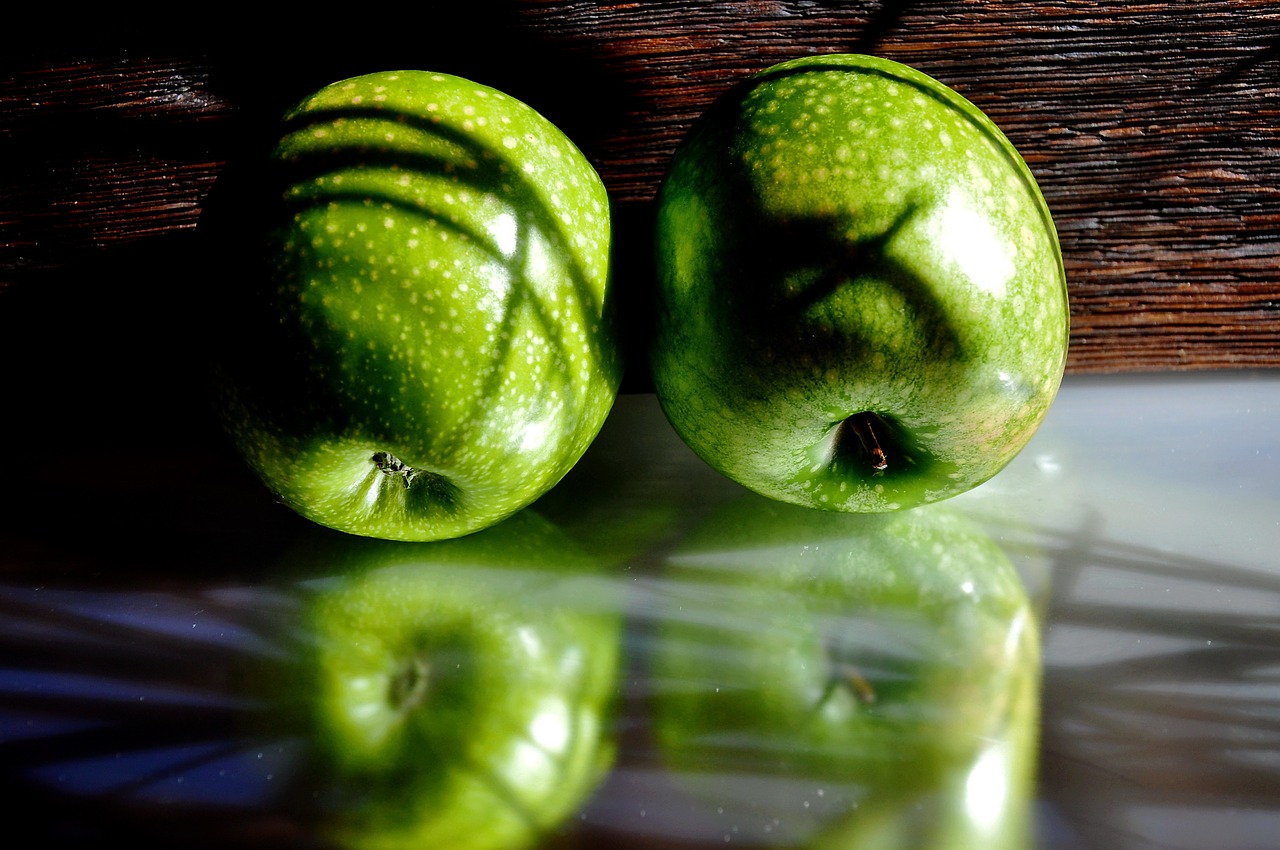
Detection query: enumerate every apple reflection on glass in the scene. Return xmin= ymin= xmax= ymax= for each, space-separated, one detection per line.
xmin=648 ymin=493 xmax=1042 ymax=849
xmin=243 ymin=509 xmax=623 ymax=850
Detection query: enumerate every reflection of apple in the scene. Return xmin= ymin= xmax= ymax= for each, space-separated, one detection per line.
xmin=650 ymin=494 xmax=1040 ymax=848
xmin=265 ymin=509 xmax=621 ymax=850
xmin=213 ymin=70 xmax=621 ymax=542
xmin=650 ymin=54 xmax=1068 ymax=514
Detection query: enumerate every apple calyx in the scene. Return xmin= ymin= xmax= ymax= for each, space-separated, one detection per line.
xmin=372 ymin=451 xmax=461 ymax=511
xmin=826 ymin=411 xmax=902 ymax=476
xmin=845 ymin=412 xmax=891 ymax=472
xmin=389 ymin=652 xmax=432 ymax=716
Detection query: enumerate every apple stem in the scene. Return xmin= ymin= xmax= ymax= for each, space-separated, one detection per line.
xmin=842 ymin=669 xmax=878 ymax=704
xmin=372 ymin=451 xmax=421 ymax=488
xmin=848 ymin=412 xmax=889 ymax=471
xmin=817 ymin=665 xmax=878 ymax=709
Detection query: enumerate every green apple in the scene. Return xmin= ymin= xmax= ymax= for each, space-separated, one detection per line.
xmin=261 ymin=509 xmax=621 ymax=850
xmin=650 ymin=54 xmax=1069 ymax=513
xmin=214 ymin=70 xmax=621 ymax=541
xmin=651 ymin=494 xmax=1040 ymax=848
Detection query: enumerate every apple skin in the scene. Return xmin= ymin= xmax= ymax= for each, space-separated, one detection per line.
xmin=651 ymin=495 xmax=1040 ymax=848
xmin=650 ymin=54 xmax=1069 ymax=513
xmin=214 ymin=70 xmax=621 ymax=541
xmin=264 ymin=509 xmax=621 ymax=850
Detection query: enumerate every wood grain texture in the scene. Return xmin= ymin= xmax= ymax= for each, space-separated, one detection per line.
xmin=2 ymin=1 xmax=1279 ymax=384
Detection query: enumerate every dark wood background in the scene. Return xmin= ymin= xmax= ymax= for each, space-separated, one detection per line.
xmin=3 ymin=1 xmax=1278 ymax=393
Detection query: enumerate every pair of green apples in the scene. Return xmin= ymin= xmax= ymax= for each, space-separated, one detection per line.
xmin=216 ymin=57 xmax=1057 ymax=850
xmin=213 ymin=56 xmax=1069 ymax=544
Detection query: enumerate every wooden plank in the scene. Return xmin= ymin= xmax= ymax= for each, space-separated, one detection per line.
xmin=2 ymin=1 xmax=1278 ymax=382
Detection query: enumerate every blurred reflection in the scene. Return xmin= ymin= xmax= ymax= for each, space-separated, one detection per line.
xmin=3 ymin=379 xmax=1277 ymax=849
xmin=0 ymin=508 xmax=623 ymax=850
xmin=251 ymin=509 xmax=623 ymax=850
xmin=0 ymin=576 xmax=298 ymax=846
xmin=1022 ymin=503 xmax=1280 ymax=850
xmin=643 ymin=494 xmax=1041 ymax=849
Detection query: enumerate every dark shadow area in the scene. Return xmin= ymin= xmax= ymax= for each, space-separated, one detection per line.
xmin=2 ymin=6 xmax=640 ymax=154
xmin=609 ymin=202 xmax=659 ymax=393
xmin=0 ymin=227 xmax=307 ymax=582
xmin=1192 ymin=29 xmax=1280 ymax=91
xmin=850 ymin=0 xmax=924 ymax=53
xmin=196 ymin=4 xmax=640 ymax=169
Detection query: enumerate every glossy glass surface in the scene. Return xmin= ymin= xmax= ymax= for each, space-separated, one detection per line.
xmin=1 ymin=371 xmax=1277 ymax=849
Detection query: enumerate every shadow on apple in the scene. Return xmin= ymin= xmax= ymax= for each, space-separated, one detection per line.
xmin=269 ymin=100 xmax=620 ymax=391
xmin=203 ymin=89 xmax=624 ymax=440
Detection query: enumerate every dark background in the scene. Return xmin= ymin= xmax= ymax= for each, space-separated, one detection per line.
xmin=2 ymin=1 xmax=1278 ymax=437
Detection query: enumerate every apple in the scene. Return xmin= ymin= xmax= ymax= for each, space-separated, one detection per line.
xmin=649 ymin=53 xmax=1069 ymax=513
xmin=257 ymin=509 xmax=622 ymax=850
xmin=650 ymin=494 xmax=1040 ymax=848
xmin=212 ymin=70 xmax=621 ymax=541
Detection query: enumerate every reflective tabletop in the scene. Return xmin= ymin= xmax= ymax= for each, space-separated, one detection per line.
xmin=2 ymin=370 xmax=1278 ymax=849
